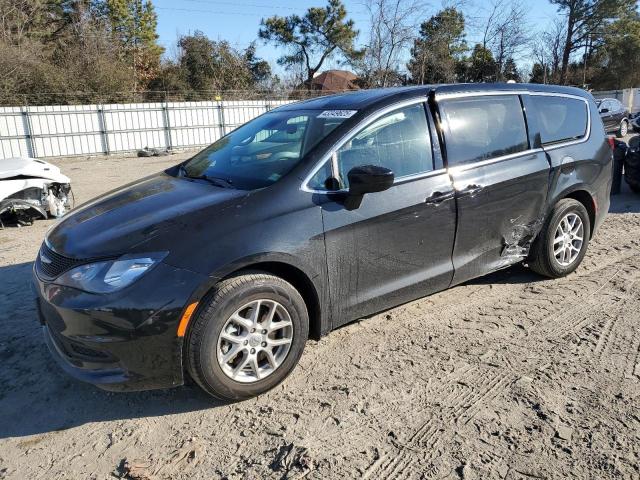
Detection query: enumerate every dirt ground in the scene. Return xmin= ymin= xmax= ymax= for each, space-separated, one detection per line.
xmin=1 ymin=150 xmax=640 ymax=480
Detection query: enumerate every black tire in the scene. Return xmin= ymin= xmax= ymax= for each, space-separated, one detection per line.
xmin=186 ymin=271 xmax=309 ymax=401
xmin=625 ymin=138 xmax=640 ymax=193
xmin=616 ymin=119 xmax=628 ymax=138
xmin=528 ymin=199 xmax=591 ymax=278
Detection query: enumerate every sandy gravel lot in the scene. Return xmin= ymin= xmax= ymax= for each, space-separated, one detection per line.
xmin=1 ymin=151 xmax=639 ymax=480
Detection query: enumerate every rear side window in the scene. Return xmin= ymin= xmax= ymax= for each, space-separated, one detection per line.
xmin=439 ymin=95 xmax=529 ymax=167
xmin=530 ymin=95 xmax=588 ymax=145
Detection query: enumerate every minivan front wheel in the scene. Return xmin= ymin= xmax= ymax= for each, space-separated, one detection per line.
xmin=528 ymin=199 xmax=591 ymax=278
xmin=186 ymin=272 xmax=309 ymax=400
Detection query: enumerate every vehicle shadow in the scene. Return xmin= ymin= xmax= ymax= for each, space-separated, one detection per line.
xmin=610 ymin=181 xmax=640 ymax=213
xmin=0 ymin=262 xmax=224 ymax=440
xmin=464 ymin=263 xmax=542 ymax=286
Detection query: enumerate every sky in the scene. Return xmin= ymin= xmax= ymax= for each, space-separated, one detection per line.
xmin=152 ymin=0 xmax=562 ymax=74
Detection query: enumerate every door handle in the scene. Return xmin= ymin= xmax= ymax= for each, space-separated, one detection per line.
xmin=456 ymin=184 xmax=484 ymax=197
xmin=425 ymin=190 xmax=455 ymax=205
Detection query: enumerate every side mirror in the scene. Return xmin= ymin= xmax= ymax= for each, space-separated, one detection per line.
xmin=343 ymin=165 xmax=394 ymax=210
xmin=600 ymin=108 xmax=609 ymax=113
xmin=347 ymin=165 xmax=394 ymax=196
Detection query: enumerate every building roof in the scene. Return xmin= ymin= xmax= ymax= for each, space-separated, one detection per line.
xmin=309 ymin=70 xmax=359 ymax=92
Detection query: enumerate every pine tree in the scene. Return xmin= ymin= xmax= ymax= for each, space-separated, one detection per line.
xmin=96 ymin=0 xmax=164 ymax=89
xmin=407 ymin=8 xmax=467 ymax=84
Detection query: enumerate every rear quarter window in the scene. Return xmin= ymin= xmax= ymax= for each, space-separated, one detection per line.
xmin=530 ymin=95 xmax=589 ymax=145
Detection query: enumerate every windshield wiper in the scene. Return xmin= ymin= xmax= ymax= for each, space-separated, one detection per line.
xmin=196 ymin=175 xmax=234 ymax=188
xmin=179 ymin=165 xmax=234 ymax=188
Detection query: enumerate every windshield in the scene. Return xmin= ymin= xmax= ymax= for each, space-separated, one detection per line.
xmin=181 ymin=109 xmax=350 ymax=190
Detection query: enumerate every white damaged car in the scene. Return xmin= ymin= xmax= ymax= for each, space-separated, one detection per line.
xmin=0 ymin=157 xmax=73 ymax=227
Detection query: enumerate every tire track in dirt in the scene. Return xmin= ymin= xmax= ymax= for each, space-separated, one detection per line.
xmin=362 ymin=253 xmax=640 ymax=480
xmin=363 ymin=356 xmax=518 ymax=480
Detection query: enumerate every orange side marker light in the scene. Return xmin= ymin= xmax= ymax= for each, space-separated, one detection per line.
xmin=177 ymin=302 xmax=198 ymax=337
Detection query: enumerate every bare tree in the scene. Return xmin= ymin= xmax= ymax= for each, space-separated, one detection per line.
xmin=480 ymin=0 xmax=530 ymax=80
xmin=531 ymin=19 xmax=566 ymax=83
xmin=360 ymin=0 xmax=426 ymax=87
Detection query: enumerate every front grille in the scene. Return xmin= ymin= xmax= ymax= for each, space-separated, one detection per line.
xmin=36 ymin=243 xmax=87 ymax=279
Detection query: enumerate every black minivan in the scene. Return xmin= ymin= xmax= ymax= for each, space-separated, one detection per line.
xmin=34 ymin=84 xmax=612 ymax=400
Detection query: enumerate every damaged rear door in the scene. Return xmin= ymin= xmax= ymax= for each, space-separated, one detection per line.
xmin=435 ymin=93 xmax=550 ymax=285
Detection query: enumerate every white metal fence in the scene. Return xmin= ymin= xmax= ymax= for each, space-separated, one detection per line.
xmin=0 ymin=100 xmax=293 ymax=160
xmin=2 ymin=88 xmax=638 ymax=161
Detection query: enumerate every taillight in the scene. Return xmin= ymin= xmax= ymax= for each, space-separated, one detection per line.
xmin=608 ymin=136 xmax=615 ymax=150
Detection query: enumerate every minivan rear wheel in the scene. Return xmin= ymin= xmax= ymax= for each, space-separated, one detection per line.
xmin=186 ymin=271 xmax=308 ymax=400
xmin=617 ymin=119 xmax=628 ymax=138
xmin=528 ymin=199 xmax=591 ymax=278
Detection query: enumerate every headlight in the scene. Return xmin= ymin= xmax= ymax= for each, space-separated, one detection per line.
xmin=55 ymin=252 xmax=168 ymax=293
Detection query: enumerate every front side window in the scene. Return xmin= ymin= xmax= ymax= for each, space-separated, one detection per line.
xmin=439 ymin=95 xmax=529 ymax=167
xmin=182 ymin=109 xmax=348 ymax=190
xmin=309 ymin=103 xmax=433 ymax=190
xmin=530 ymin=95 xmax=588 ymax=145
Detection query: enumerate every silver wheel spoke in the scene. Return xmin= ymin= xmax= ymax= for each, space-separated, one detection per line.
xmin=269 ymin=337 xmax=292 ymax=347
xmin=220 ymin=331 xmax=244 ymax=344
xmin=231 ymin=314 xmax=253 ymax=331
xmin=250 ymin=356 xmax=261 ymax=380
xmin=232 ymin=354 xmax=251 ymax=378
xmin=569 ymin=215 xmax=578 ymax=229
xmin=250 ymin=300 xmax=262 ymax=326
xmin=222 ymin=345 xmax=242 ymax=364
xmin=263 ymin=302 xmax=277 ymax=330
xmin=269 ymin=320 xmax=292 ymax=332
xmin=264 ymin=349 xmax=278 ymax=369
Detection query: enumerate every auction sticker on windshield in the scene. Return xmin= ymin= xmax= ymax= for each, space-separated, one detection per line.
xmin=318 ymin=110 xmax=358 ymax=119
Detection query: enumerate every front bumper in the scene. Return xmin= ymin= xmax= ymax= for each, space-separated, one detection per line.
xmin=33 ymin=262 xmax=208 ymax=392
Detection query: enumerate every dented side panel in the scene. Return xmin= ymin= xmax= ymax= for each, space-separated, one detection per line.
xmin=448 ymin=150 xmax=550 ymax=286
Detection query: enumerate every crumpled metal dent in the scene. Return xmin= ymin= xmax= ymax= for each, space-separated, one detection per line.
xmin=499 ymin=215 xmax=545 ymax=261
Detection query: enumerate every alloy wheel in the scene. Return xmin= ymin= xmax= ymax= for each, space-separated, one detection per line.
xmin=553 ymin=213 xmax=584 ymax=267
xmin=621 ymin=120 xmax=628 ymax=137
xmin=216 ymin=299 xmax=294 ymax=383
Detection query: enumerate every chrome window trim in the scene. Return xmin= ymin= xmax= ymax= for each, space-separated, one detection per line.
xmin=300 ymin=97 xmax=431 ymax=194
xmin=447 ymin=148 xmax=545 ymax=173
xmin=435 ymin=90 xmax=524 ymax=100
xmin=300 ymin=90 xmax=592 ymax=194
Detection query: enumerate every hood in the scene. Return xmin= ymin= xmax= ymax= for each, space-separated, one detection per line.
xmin=46 ymin=172 xmax=247 ymax=258
xmin=0 ymin=157 xmax=70 ymax=183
